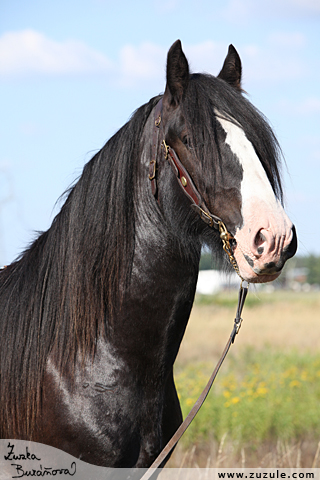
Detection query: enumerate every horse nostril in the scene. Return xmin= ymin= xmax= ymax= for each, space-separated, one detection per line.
xmin=283 ymin=225 xmax=298 ymax=261
xmin=254 ymin=231 xmax=266 ymax=256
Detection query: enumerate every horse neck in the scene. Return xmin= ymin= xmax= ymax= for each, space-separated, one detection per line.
xmin=114 ymin=112 xmax=202 ymax=370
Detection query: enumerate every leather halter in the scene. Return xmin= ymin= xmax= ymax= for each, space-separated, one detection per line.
xmin=148 ymin=99 xmax=242 ymax=279
xmin=148 ymin=100 xmax=162 ymax=197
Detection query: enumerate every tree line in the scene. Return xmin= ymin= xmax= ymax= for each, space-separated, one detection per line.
xmin=199 ymin=252 xmax=320 ymax=285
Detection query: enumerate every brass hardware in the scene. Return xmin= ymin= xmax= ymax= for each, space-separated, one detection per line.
xmin=220 ymin=230 xmax=229 ymax=242
xmin=234 ymin=316 xmax=243 ymax=335
xmin=162 ymin=140 xmax=170 ymax=159
xmin=181 ymin=176 xmax=187 ymax=187
xmin=155 ymin=114 xmax=161 ymax=128
xmin=218 ymin=221 xmax=243 ymax=280
xmin=198 ymin=208 xmax=214 ymax=227
xmin=148 ymin=160 xmax=156 ymax=180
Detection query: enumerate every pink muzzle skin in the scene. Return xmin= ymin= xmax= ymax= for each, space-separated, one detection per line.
xmin=233 ymin=200 xmax=297 ymax=284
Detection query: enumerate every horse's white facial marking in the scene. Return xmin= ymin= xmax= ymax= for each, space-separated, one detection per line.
xmin=216 ymin=114 xmax=294 ymax=283
xmin=216 ymin=115 xmax=280 ymax=218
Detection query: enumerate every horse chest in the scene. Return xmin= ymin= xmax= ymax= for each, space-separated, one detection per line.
xmin=38 ymin=340 xmax=176 ymax=467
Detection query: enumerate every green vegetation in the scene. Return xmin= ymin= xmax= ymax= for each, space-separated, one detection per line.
xmin=174 ymin=348 xmax=320 ymax=448
xmin=195 ymin=289 xmax=320 ymax=308
xmin=292 ymin=255 xmax=320 ymax=284
xmin=195 ymin=291 xmax=261 ymax=308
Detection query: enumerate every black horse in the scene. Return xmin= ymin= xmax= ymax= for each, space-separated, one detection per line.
xmin=0 ymin=40 xmax=297 ymax=467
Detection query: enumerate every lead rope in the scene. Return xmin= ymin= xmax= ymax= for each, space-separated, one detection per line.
xmin=141 ymin=279 xmax=249 ymax=480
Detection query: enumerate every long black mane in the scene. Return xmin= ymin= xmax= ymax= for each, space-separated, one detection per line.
xmin=0 ymin=95 xmax=161 ymax=437
xmin=0 ymin=71 xmax=283 ymax=439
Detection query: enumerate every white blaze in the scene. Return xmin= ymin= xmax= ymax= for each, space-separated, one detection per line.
xmin=215 ymin=114 xmax=293 ymax=282
xmin=216 ymin=114 xmax=283 ymax=220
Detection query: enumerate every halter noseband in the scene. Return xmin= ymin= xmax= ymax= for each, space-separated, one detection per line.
xmin=148 ymin=99 xmax=242 ymax=280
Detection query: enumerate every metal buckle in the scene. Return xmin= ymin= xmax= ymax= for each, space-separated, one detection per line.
xmin=198 ymin=208 xmax=214 ymax=227
xmin=162 ymin=140 xmax=170 ymax=160
xmin=148 ymin=160 xmax=156 ymax=181
xmin=155 ymin=114 xmax=161 ymax=128
xmin=218 ymin=221 xmax=244 ymax=280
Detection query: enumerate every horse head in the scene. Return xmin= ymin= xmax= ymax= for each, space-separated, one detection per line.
xmin=161 ymin=40 xmax=297 ymax=283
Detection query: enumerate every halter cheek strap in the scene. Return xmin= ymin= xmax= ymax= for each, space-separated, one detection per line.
xmin=162 ymin=140 xmax=223 ymax=229
xmin=148 ymin=99 xmax=242 ymax=280
xmin=148 ymin=100 xmax=162 ymax=198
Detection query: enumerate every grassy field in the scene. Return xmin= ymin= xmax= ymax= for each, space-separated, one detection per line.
xmin=166 ymin=289 xmax=320 ymax=468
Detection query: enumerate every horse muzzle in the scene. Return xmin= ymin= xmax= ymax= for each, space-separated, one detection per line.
xmin=233 ymin=224 xmax=298 ymax=283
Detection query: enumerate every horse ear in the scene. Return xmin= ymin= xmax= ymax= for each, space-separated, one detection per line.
xmin=217 ymin=45 xmax=242 ymax=91
xmin=164 ymin=40 xmax=189 ymax=107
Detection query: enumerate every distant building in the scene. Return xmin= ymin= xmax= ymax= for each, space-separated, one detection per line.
xmin=196 ymin=270 xmax=239 ymax=295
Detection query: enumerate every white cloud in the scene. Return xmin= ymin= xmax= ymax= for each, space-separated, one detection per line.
xmin=0 ymin=30 xmax=113 ymax=77
xmin=0 ymin=30 xmax=310 ymax=89
xmin=119 ymin=43 xmax=166 ymax=86
xmin=0 ymin=31 xmax=168 ymax=85
xmin=117 ymin=39 xmax=310 ymax=87
xmin=118 ymin=39 xmax=308 ymax=88
xmin=117 ymin=41 xmax=239 ymax=87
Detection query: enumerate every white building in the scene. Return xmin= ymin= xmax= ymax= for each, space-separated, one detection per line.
xmin=196 ymin=269 xmax=239 ymax=295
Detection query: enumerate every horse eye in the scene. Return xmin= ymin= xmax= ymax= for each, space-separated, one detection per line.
xmin=182 ymin=136 xmax=190 ymax=147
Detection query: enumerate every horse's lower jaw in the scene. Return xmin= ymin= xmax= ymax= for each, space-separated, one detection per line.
xmin=245 ymin=271 xmax=280 ymax=284
xmin=240 ymin=267 xmax=281 ymax=284
xmin=234 ymin=251 xmax=282 ymax=284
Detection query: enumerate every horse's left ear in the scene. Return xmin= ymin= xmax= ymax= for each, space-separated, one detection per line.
xmin=164 ymin=40 xmax=189 ymax=107
xmin=217 ymin=45 xmax=242 ymax=92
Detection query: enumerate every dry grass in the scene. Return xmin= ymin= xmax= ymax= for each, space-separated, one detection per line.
xmin=166 ymin=290 xmax=320 ymax=468
xmin=168 ymin=438 xmax=320 ymax=468
xmin=176 ymin=290 xmax=320 ymax=365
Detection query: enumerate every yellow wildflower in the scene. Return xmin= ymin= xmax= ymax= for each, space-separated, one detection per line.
xmin=256 ymin=386 xmax=268 ymax=396
xmin=301 ymin=371 xmax=308 ymax=381
xmin=289 ymin=380 xmax=301 ymax=388
xmin=231 ymin=397 xmax=240 ymax=404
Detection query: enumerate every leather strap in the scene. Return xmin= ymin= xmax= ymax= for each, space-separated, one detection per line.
xmin=166 ymin=146 xmax=202 ymax=206
xmin=148 ymin=99 xmax=163 ymax=197
xmin=165 ymin=144 xmax=223 ymax=229
xmin=141 ymin=281 xmax=249 ymax=479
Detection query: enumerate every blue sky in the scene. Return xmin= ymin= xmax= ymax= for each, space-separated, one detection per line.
xmin=0 ymin=0 xmax=320 ymax=265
